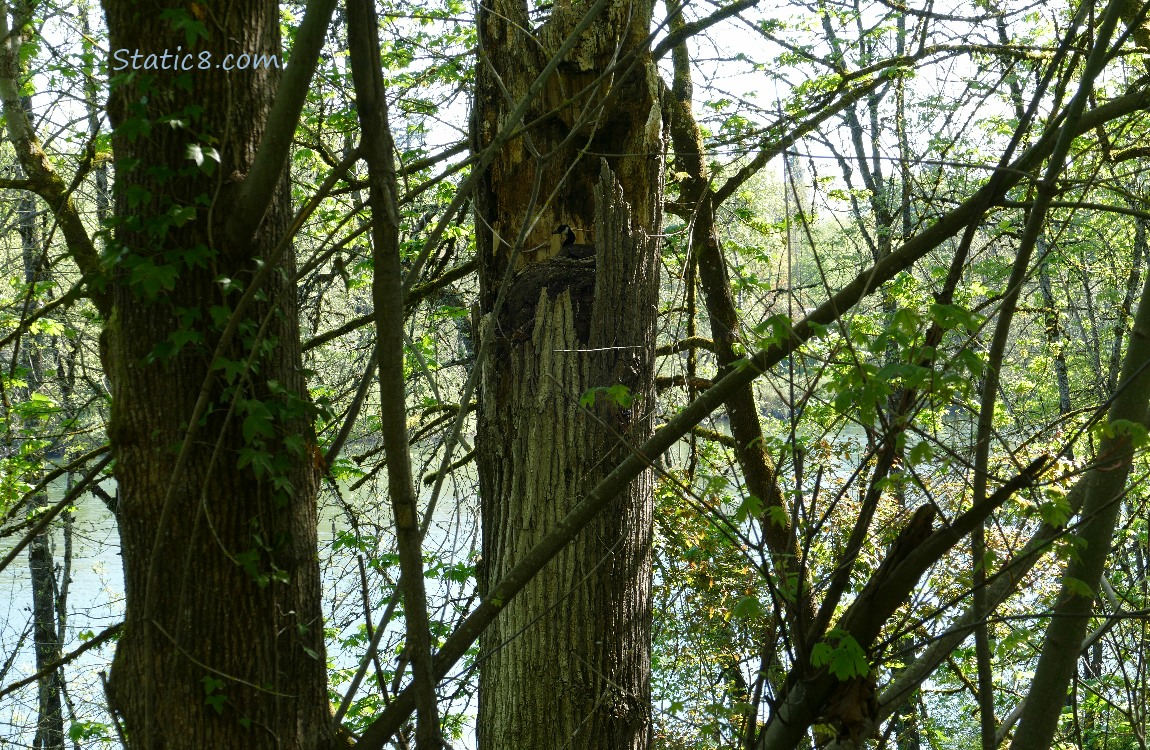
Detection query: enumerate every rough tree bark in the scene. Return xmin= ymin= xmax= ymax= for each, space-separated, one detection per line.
xmin=477 ymin=163 xmax=659 ymax=750
xmin=473 ymin=0 xmax=664 ymax=745
xmin=95 ymin=2 xmax=341 ymax=747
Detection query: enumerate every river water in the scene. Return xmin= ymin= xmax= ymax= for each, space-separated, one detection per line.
xmin=0 ymin=471 xmax=481 ymax=748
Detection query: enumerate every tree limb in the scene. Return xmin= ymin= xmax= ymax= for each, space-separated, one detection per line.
xmin=353 ymin=80 xmax=1150 ymax=749
xmin=0 ymin=7 xmax=108 ymax=315
xmin=224 ymin=0 xmax=339 ymax=247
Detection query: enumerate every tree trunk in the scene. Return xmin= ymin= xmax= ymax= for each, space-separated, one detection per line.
xmin=1009 ymin=236 xmax=1150 ymax=750
xmin=98 ymin=4 xmax=337 ymax=747
xmin=473 ymin=2 xmax=664 ymax=746
xmin=15 ymin=71 xmax=65 ymax=749
xmin=28 ymin=491 xmax=64 ymax=750
xmin=477 ymin=166 xmax=659 ymax=750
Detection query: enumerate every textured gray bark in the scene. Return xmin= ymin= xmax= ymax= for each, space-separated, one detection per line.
xmin=477 ymin=165 xmax=658 ymax=750
xmin=470 ymin=0 xmax=662 ymax=744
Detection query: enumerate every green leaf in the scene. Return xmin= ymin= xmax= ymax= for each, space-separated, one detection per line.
xmin=69 ymin=721 xmax=108 ymax=741
xmin=234 ymin=548 xmax=266 ymax=584
xmin=810 ymin=629 xmax=868 ymax=681
xmin=735 ymin=494 xmax=765 ymax=523
xmin=282 ymin=433 xmax=306 ymax=458
xmin=28 ymin=312 xmax=61 ymax=334
xmin=1036 ymin=489 xmax=1071 ymax=526
xmin=167 ymin=205 xmax=197 ymax=228
xmin=580 ymin=385 xmax=635 ymax=409
xmin=811 ymin=642 xmax=832 ymax=667
xmin=125 ymin=184 xmax=152 ymax=208
xmin=1092 ymin=419 xmax=1149 ymax=448
xmin=908 ymin=440 xmax=934 ymax=465
xmin=763 ymin=504 xmax=789 ymax=528
xmin=128 ymin=258 xmax=180 ymax=298
xmin=731 ymin=594 xmax=764 ymax=620
xmin=204 ymin=694 xmax=226 ymax=714
xmin=209 ymin=305 xmax=233 ymax=327
xmin=117 ymin=116 xmax=152 ymax=143
xmin=606 ymin=384 xmax=634 ymax=407
xmin=1064 ymin=577 xmax=1095 ymax=599
xmin=929 ymin=302 xmax=981 ymax=332
xmin=160 ymin=7 xmax=211 ymax=47
xmin=753 ymin=314 xmax=794 ymax=348
xmin=211 ymin=357 xmax=248 ymax=384
xmin=241 ymin=400 xmax=275 ymax=443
